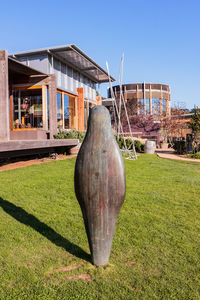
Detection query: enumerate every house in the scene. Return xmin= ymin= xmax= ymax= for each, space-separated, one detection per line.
xmin=0 ymin=45 xmax=114 ymax=157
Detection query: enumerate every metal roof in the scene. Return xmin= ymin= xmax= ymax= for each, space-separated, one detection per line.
xmin=8 ymin=57 xmax=47 ymax=76
xmin=10 ymin=45 xmax=115 ymax=83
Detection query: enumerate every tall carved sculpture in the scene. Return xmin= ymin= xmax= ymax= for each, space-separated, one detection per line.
xmin=74 ymin=106 xmax=126 ymax=266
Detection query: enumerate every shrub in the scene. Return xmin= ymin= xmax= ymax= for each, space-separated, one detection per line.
xmin=116 ymin=136 xmax=144 ymax=153
xmin=187 ymin=152 xmax=200 ymax=159
xmin=54 ymin=130 xmax=85 ymax=142
xmin=172 ymin=140 xmax=186 ymax=154
xmin=140 ymin=143 xmax=145 ymax=152
xmin=134 ymin=140 xmax=143 ymax=152
xmin=116 ymin=136 xmax=126 ymax=149
xmin=125 ymin=138 xmax=133 ymax=150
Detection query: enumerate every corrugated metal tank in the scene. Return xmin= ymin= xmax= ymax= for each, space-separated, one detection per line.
xmin=144 ymin=140 xmax=156 ymax=154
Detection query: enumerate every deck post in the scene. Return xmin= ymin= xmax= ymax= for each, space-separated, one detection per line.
xmin=0 ymin=50 xmax=9 ymax=140
xmin=48 ymin=74 xmax=57 ymax=139
xmin=77 ymin=87 xmax=84 ymax=131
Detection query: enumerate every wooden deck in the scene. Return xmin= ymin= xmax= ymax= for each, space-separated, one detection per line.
xmin=0 ymin=139 xmax=79 ymax=158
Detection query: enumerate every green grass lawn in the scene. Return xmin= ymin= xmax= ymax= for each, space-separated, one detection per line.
xmin=0 ymin=155 xmax=199 ymax=299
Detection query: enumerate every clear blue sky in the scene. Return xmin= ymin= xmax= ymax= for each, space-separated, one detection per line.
xmin=1 ymin=0 xmax=200 ymax=109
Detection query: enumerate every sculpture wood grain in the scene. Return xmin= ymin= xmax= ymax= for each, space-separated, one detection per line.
xmin=74 ymin=106 xmax=126 ymax=266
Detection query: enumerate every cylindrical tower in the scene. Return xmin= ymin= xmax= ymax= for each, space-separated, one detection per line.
xmin=108 ymin=83 xmax=171 ymax=116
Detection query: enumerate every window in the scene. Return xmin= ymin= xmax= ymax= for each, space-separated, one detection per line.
xmin=162 ymin=98 xmax=166 ymax=116
xmin=145 ymin=98 xmax=150 ymax=114
xmin=64 ymin=94 xmax=69 ymax=129
xmin=139 ymin=98 xmax=144 ymax=114
xmin=152 ymin=98 xmax=160 ymax=115
xmin=69 ymin=96 xmax=76 ymax=129
xmin=13 ymin=88 xmax=43 ymax=129
xmin=57 ymin=92 xmax=63 ymax=129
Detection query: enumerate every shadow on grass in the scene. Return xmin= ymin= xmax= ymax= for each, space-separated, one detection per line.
xmin=0 ymin=197 xmax=91 ymax=263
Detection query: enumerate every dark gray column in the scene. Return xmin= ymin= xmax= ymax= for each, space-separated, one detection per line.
xmin=0 ymin=50 xmax=9 ymax=140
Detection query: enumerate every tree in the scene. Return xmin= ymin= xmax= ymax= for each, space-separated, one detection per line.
xmin=160 ymin=116 xmax=184 ymax=142
xmin=170 ymin=101 xmax=186 ymax=114
xmin=159 ymin=102 xmax=188 ymax=142
xmin=117 ymin=98 xmax=138 ymax=129
xmin=188 ymin=106 xmax=200 ymax=152
xmin=189 ymin=106 xmax=200 ymax=136
xmin=124 ymin=114 xmax=160 ymax=134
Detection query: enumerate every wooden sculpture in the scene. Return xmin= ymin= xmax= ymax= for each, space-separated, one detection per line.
xmin=74 ymin=105 xmax=126 ymax=266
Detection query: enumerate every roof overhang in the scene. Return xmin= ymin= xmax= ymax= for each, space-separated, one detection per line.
xmin=10 ymin=44 xmax=115 ymax=83
xmin=8 ymin=57 xmax=48 ymax=77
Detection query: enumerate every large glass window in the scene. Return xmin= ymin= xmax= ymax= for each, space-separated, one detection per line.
xmin=56 ymin=91 xmax=76 ymax=130
xmin=145 ymin=98 xmax=150 ymax=114
xmin=152 ymin=98 xmax=160 ymax=115
xmin=69 ymin=96 xmax=76 ymax=129
xmin=57 ymin=92 xmax=63 ymax=129
xmin=139 ymin=98 xmax=144 ymax=114
xmin=13 ymin=88 xmax=43 ymax=129
xmin=162 ymin=98 xmax=166 ymax=116
xmin=64 ymin=94 xmax=69 ymax=129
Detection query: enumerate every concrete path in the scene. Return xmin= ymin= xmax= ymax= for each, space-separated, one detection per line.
xmin=156 ymin=149 xmax=200 ymax=163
